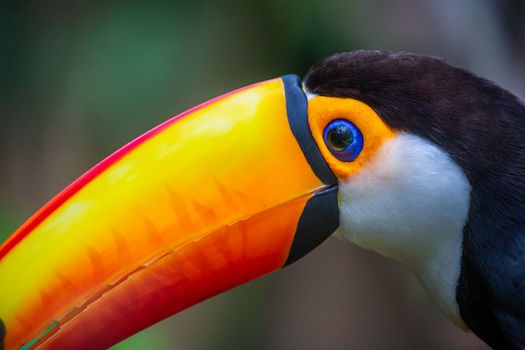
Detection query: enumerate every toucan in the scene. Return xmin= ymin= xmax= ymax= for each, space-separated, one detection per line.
xmin=1 ymin=50 xmax=524 ymax=350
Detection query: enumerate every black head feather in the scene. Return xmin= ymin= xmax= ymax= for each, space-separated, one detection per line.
xmin=304 ymin=50 xmax=525 ymax=177
xmin=305 ymin=50 xmax=525 ymax=350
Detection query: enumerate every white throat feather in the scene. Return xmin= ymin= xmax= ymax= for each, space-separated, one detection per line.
xmin=336 ymin=132 xmax=471 ymax=327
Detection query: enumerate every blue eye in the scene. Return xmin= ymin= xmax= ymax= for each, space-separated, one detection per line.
xmin=323 ymin=119 xmax=363 ymax=162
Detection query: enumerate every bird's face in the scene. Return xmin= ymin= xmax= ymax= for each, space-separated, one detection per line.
xmin=0 ymin=52 xmax=478 ymax=349
xmin=305 ymin=91 xmax=471 ymax=326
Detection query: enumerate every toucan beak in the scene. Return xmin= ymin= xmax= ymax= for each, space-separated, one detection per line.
xmin=0 ymin=75 xmax=338 ymax=349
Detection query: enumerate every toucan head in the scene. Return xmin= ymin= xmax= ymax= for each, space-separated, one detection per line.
xmin=1 ymin=50 xmax=523 ymax=349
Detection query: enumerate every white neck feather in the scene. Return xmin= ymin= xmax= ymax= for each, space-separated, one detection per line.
xmin=336 ymin=132 xmax=471 ymax=328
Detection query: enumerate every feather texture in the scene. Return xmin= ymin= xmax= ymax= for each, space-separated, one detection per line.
xmin=305 ymin=50 xmax=525 ymax=349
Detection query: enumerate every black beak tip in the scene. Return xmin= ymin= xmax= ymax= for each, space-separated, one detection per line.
xmin=1 ymin=318 xmax=5 ymax=350
xmin=284 ymin=186 xmax=339 ymax=266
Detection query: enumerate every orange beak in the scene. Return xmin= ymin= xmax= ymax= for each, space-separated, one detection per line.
xmin=0 ymin=76 xmax=338 ymax=350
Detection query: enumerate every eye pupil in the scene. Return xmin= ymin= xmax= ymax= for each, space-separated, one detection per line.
xmin=323 ymin=119 xmax=363 ymax=162
xmin=328 ymin=125 xmax=353 ymax=151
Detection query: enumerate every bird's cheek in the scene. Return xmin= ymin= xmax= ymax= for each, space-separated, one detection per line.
xmin=333 ymin=178 xmax=367 ymax=246
xmin=306 ymin=95 xmax=396 ymax=179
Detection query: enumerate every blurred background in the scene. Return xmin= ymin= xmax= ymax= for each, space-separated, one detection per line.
xmin=1 ymin=0 xmax=524 ymax=349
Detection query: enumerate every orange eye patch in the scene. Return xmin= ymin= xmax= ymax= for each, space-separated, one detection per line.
xmin=308 ymin=96 xmax=396 ymax=178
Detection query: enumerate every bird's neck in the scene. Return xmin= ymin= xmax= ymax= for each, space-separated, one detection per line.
xmin=337 ymin=132 xmax=471 ymax=328
xmin=409 ymin=238 xmax=468 ymax=329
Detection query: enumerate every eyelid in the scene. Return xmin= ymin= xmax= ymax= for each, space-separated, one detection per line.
xmin=323 ymin=119 xmax=363 ymax=162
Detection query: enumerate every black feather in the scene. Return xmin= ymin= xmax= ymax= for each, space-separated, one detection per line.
xmin=305 ymin=50 xmax=525 ymax=350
